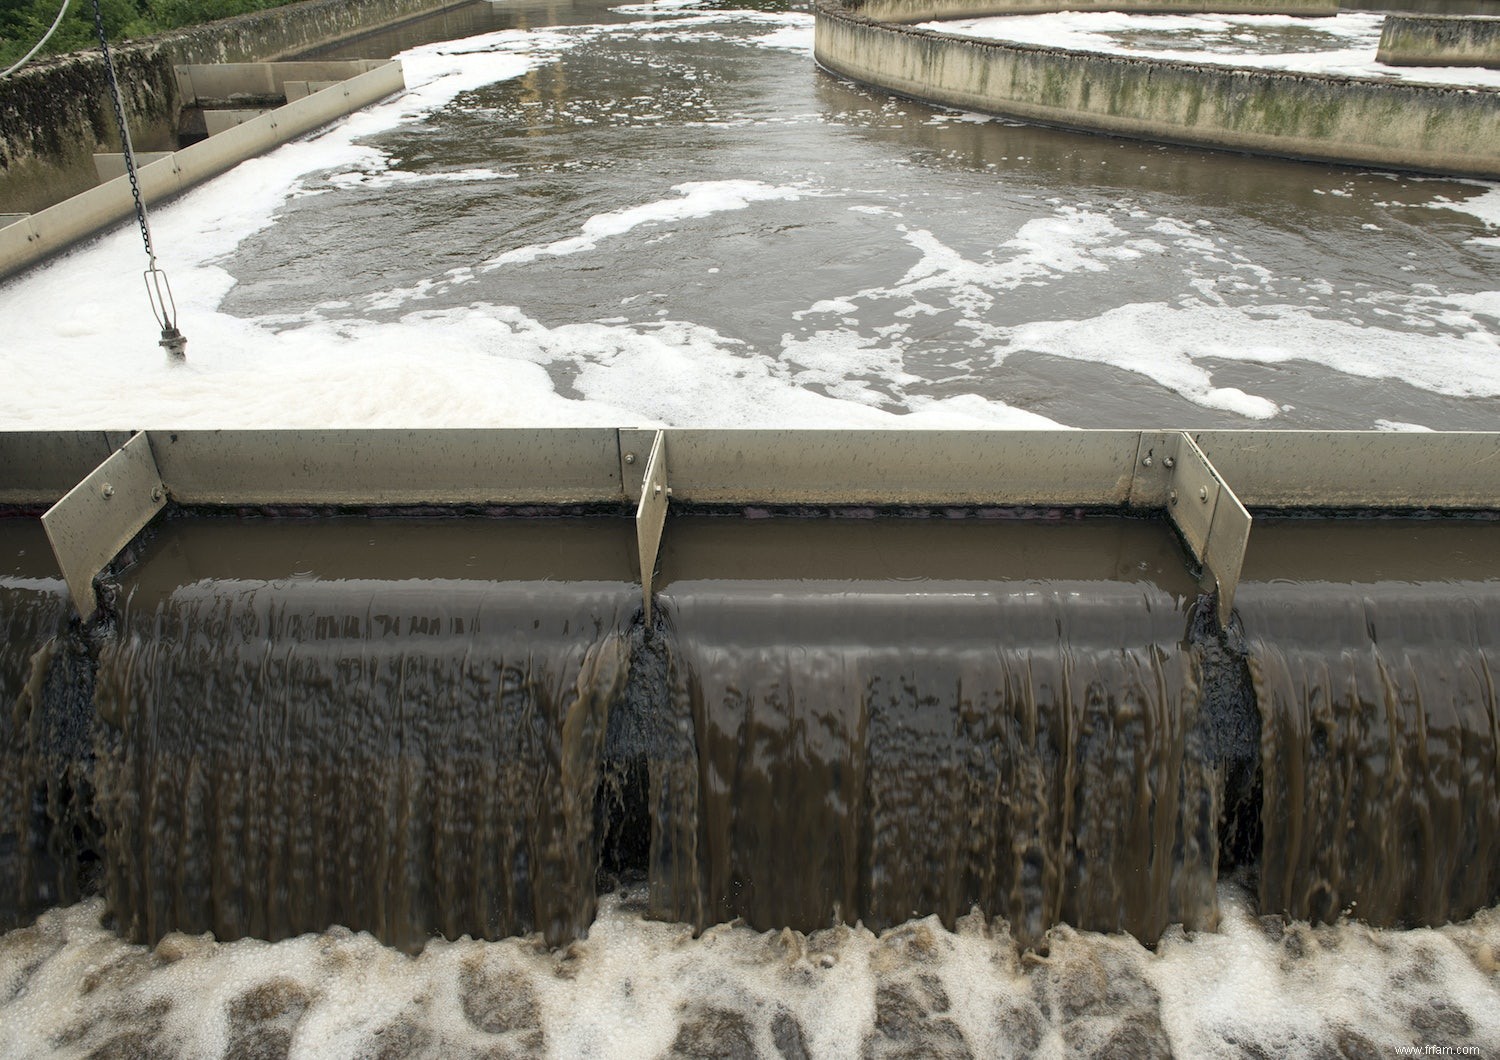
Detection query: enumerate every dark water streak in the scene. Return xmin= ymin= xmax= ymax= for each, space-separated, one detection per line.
xmin=1241 ymin=582 xmax=1500 ymax=927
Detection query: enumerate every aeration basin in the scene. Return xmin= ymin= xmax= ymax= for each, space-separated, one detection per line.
xmin=1 ymin=428 xmax=1497 ymax=952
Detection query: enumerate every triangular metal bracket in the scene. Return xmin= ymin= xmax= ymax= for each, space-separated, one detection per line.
xmin=1165 ymin=431 xmax=1251 ymax=628
xmin=42 ymin=431 xmax=168 ymax=620
xmin=635 ymin=430 xmax=669 ymax=624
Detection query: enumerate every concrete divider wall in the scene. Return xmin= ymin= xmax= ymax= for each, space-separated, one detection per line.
xmin=0 ymin=48 xmax=181 ymax=216
xmin=0 ymin=61 xmax=405 ymax=280
xmin=0 ymin=0 xmax=456 ymax=215
xmin=175 ymin=60 xmax=388 ymax=104
xmin=1378 ymin=14 xmax=1500 ymax=68
xmin=846 ymin=0 xmax=1333 ymax=24
xmin=815 ymin=0 xmax=1500 ymax=177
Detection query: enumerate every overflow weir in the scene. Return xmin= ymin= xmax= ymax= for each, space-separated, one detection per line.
xmin=2 ymin=428 xmax=1498 ymax=953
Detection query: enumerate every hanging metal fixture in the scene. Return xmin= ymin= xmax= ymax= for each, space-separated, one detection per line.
xmin=91 ymin=0 xmax=188 ymax=362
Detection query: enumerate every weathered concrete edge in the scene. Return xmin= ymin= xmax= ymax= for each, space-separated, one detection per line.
xmin=846 ymin=0 xmax=1334 ymax=24
xmin=0 ymin=0 xmax=460 ymax=213
xmin=0 ymin=61 xmax=405 ymax=282
xmin=1378 ymin=15 xmax=1500 ymax=69
xmin=814 ymin=0 xmax=1500 ymax=178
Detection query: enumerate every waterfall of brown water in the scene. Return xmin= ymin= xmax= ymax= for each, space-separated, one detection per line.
xmin=13 ymin=510 xmax=1499 ymax=961
xmin=0 ymin=520 xmax=78 ymax=931
xmin=660 ymin=587 xmax=1218 ymax=947
xmin=83 ymin=515 xmax=642 ymax=950
xmin=1235 ymin=520 xmax=1500 ymax=929
xmin=1240 ymin=581 xmax=1500 ymax=927
xmin=92 ymin=577 xmax=633 ymax=949
xmin=656 ymin=580 xmax=1219 ymax=945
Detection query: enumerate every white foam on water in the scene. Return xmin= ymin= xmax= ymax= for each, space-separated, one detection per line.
xmin=919 ymin=12 xmax=1500 ymax=88
xmin=1003 ymin=309 xmax=1279 ymax=419
xmin=0 ymin=283 xmax=1064 ymax=429
xmin=483 ymin=180 xmax=814 ymax=267
xmin=996 ymin=298 xmax=1500 ymax=418
xmin=542 ymin=318 xmax=1059 ymax=428
xmin=3 ymin=882 xmax=1498 ymax=1058
xmin=781 ymin=197 xmax=1499 ymax=423
xmin=611 ymin=0 xmax=712 ymax=13
xmin=323 ymin=165 xmax=517 ymax=190
xmin=751 ymin=22 xmax=816 ymax=53
xmin=1 ymin=5 xmax=1494 ymax=431
xmin=1415 ymin=181 xmax=1500 ymax=245
xmin=0 ymin=26 xmax=586 ymax=428
xmin=3 ymin=21 xmax=1061 ymax=431
xmin=828 ymin=208 xmax=1170 ymax=318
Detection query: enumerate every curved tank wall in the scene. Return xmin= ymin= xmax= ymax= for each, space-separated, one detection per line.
xmin=813 ymin=0 xmax=1500 ymax=177
xmin=843 ymin=0 xmax=1333 ymax=23
xmin=1378 ymin=13 xmax=1500 ymax=67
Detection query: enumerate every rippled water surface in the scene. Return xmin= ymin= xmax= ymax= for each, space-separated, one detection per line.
xmin=2 ymin=6 xmax=1500 ymax=1057
xmin=0 ymin=0 xmax=1496 ymax=429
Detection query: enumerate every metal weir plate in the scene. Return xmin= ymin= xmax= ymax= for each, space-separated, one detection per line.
xmin=41 ymin=432 xmax=167 ymax=620
xmin=636 ymin=431 xmax=669 ymax=623
xmin=11 ymin=427 xmax=1498 ymax=625
xmin=1167 ymin=434 xmax=1252 ymax=626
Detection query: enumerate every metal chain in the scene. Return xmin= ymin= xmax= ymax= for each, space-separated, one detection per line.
xmin=90 ymin=0 xmax=187 ymax=360
xmin=91 ymin=0 xmax=154 ymax=263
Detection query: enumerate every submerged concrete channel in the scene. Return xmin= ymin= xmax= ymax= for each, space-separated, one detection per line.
xmin=813 ymin=0 xmax=1500 ymax=176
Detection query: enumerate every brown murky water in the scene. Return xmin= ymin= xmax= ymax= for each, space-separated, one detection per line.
xmin=654 ymin=516 xmax=1216 ymax=944
xmin=1237 ymin=520 xmax=1500 ymax=929
xmin=0 ymin=519 xmax=74 ymax=931
xmin=91 ymin=518 xmax=639 ymax=949
xmin=7 ymin=510 xmax=1495 ymax=956
xmin=2 ymin=512 xmax=1500 ymax=1056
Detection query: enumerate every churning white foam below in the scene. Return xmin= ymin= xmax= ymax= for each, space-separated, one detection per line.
xmin=1 ymin=881 xmax=1497 ymax=1059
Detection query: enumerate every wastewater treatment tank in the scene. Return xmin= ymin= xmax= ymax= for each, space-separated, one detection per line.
xmin=1 ymin=426 xmax=1498 ymax=1055
xmin=2 ymin=0 xmax=1500 ymax=1050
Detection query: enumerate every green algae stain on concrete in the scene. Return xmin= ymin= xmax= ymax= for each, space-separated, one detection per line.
xmin=814 ymin=0 xmax=1500 ymax=177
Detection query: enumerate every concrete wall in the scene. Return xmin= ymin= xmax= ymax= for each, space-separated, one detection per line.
xmin=0 ymin=60 xmax=405 ymax=280
xmin=815 ymin=0 xmax=1500 ymax=178
xmin=0 ymin=0 xmax=457 ymax=215
xmin=1378 ymin=14 xmax=1500 ymax=68
xmin=846 ymin=0 xmax=1333 ymax=24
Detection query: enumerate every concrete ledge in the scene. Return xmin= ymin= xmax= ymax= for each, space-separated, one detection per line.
xmin=175 ymin=59 xmax=389 ymax=104
xmin=846 ymin=0 xmax=1333 ymax=23
xmin=1378 ymin=14 xmax=1500 ymax=69
xmin=203 ymin=109 xmax=275 ymax=135
xmin=93 ymin=152 xmax=174 ymax=182
xmin=0 ymin=60 xmax=405 ymax=281
xmin=814 ymin=0 xmax=1500 ymax=177
xmin=0 ymin=0 xmax=460 ymax=214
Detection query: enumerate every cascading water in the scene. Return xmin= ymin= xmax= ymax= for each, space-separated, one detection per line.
xmin=658 ymin=584 xmax=1218 ymax=944
xmin=2 ymin=512 xmax=1499 ymax=1056
xmin=10 ymin=511 xmax=1496 ymax=948
xmin=84 ymin=517 xmax=639 ymax=950
xmin=1233 ymin=519 xmax=1500 ymax=930
xmin=0 ymin=519 xmax=84 ymax=932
